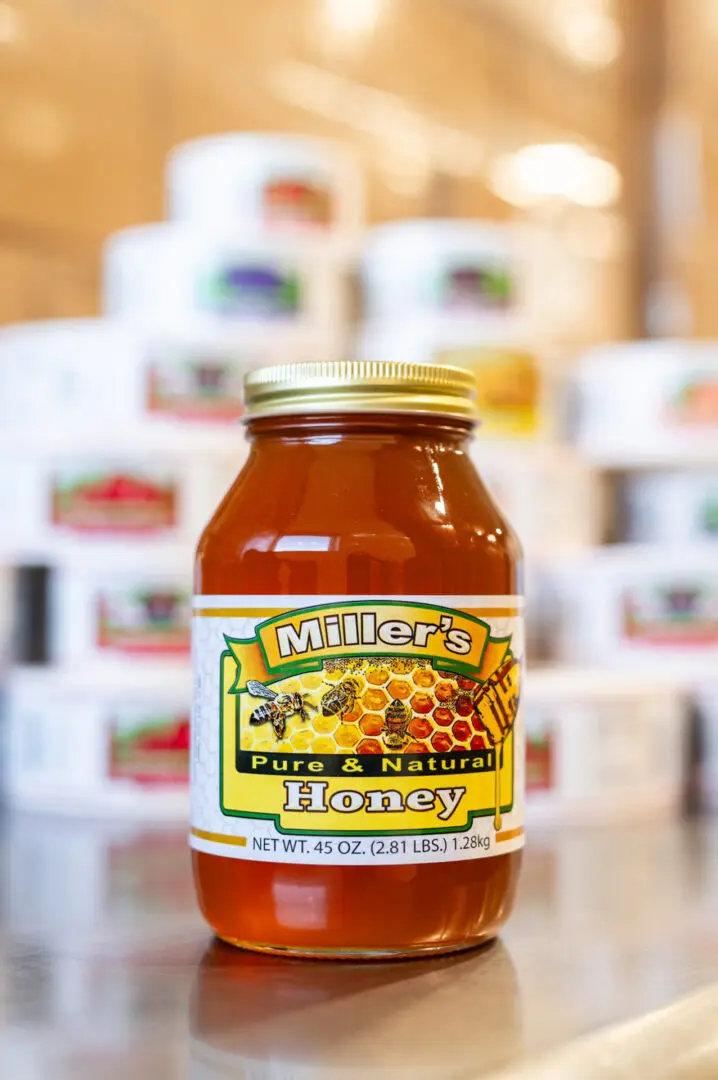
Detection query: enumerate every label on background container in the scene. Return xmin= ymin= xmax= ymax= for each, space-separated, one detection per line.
xmin=197 ymin=263 xmax=301 ymax=318
xmin=262 ymin=176 xmax=333 ymax=228
xmin=526 ymin=725 xmax=554 ymax=792
xmin=145 ymin=353 xmax=245 ymax=422
xmin=622 ymin=583 xmax=718 ymax=645
xmin=436 ymin=348 xmax=540 ymax=436
xmin=97 ymin=585 xmax=190 ymax=655
xmin=191 ymin=596 xmax=524 ymax=865
xmin=109 ymin=708 xmax=190 ymax=785
xmin=440 ymin=263 xmax=513 ymax=312
xmin=667 ymin=373 xmax=718 ymax=427
xmin=703 ymin=498 xmax=718 ymax=535
xmin=51 ymin=468 xmax=178 ymax=534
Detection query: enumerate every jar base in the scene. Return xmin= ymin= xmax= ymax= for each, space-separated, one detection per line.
xmin=215 ymin=932 xmax=498 ymax=961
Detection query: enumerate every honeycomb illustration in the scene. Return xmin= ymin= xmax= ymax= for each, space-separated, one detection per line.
xmin=238 ymin=655 xmax=520 ymax=755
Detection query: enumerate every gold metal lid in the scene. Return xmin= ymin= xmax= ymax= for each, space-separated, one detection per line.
xmin=243 ymin=360 xmax=479 ymax=421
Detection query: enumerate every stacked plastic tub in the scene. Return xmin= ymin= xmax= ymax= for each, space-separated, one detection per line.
xmin=575 ymin=345 xmax=718 ymax=661
xmin=0 ymin=320 xmax=228 ymax=817
xmin=356 ymin=220 xmax=658 ymax=826
xmin=357 ymin=221 xmax=604 ymax=564
xmin=1 ymin=133 xmax=363 ymax=818
xmin=531 ymin=341 xmax=718 ymax=821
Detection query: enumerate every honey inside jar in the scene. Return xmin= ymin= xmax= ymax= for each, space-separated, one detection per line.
xmin=192 ymin=360 xmax=524 ymax=958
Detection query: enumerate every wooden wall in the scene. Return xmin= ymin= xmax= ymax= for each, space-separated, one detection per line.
xmin=661 ymin=0 xmax=718 ymax=336
xmin=0 ymin=0 xmax=636 ymax=337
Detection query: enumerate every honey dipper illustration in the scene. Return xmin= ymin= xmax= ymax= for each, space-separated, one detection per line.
xmin=472 ymin=655 xmax=521 ymax=830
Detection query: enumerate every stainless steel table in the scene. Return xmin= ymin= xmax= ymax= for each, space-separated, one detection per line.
xmin=2 ymin=814 xmax=717 ymax=1078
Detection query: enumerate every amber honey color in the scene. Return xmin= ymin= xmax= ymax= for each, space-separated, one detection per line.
xmin=193 ymin=407 xmax=523 ymax=958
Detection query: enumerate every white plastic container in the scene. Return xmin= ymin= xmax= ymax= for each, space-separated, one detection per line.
xmin=357 ymin=320 xmax=549 ymax=438
xmin=696 ymin=687 xmax=718 ymax=813
xmin=102 ymin=224 xmax=347 ymax=353
xmin=624 ymin=471 xmax=718 ymax=543
xmin=362 ymin=220 xmax=522 ymax=326
xmin=48 ymin=547 xmax=191 ymax=667
xmin=547 ymin=545 xmax=718 ymax=672
xmin=0 ymin=564 xmax=13 ymax=662
xmin=0 ymin=434 xmax=241 ymax=559
xmin=0 ymin=318 xmax=298 ymax=433
xmin=574 ymin=341 xmax=718 ymax=464
xmin=167 ymin=133 xmax=363 ymax=245
xmin=4 ymin=667 xmax=191 ymax=817
xmin=473 ymin=443 xmax=604 ymax=556
xmin=524 ymin=669 xmax=687 ymax=824
xmin=4 ymin=814 xmax=193 ymax=944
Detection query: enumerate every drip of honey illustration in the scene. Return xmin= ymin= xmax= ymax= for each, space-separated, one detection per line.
xmin=472 ymin=656 xmax=521 ymax=829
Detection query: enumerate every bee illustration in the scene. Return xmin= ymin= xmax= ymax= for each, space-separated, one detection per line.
xmin=384 ymin=698 xmax=412 ymax=749
xmin=246 ymin=679 xmax=313 ymax=741
xmin=320 ymin=676 xmax=361 ymax=719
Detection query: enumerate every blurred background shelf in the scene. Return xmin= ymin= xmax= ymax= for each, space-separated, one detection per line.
xmin=0 ymin=0 xmax=717 ymax=829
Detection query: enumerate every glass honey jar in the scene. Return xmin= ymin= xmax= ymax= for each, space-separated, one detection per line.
xmin=191 ymin=360 xmax=524 ymax=958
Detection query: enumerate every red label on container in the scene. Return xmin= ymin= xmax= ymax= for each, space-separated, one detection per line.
xmin=51 ymin=471 xmax=178 ymax=534
xmin=109 ymin=711 xmax=190 ymax=785
xmin=145 ymin=357 xmax=244 ymax=423
xmin=96 ymin=587 xmax=190 ymax=655
xmin=622 ymin=585 xmax=718 ymax=645
xmin=668 ymin=376 xmax=718 ymax=427
xmin=263 ymin=177 xmax=334 ymax=228
xmin=526 ymin=729 xmax=554 ymax=792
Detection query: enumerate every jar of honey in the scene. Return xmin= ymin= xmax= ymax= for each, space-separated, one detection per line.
xmin=191 ymin=360 xmax=524 ymax=958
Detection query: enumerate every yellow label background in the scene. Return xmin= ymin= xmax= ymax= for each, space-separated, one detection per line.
xmin=222 ymin=656 xmax=515 ymax=833
xmin=220 ymin=600 xmax=520 ymax=837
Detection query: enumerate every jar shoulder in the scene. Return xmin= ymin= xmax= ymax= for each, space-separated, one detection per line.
xmin=196 ymin=442 xmax=522 ymax=594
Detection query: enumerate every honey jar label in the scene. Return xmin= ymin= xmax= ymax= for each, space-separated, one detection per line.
xmin=191 ymin=596 xmax=524 ymax=865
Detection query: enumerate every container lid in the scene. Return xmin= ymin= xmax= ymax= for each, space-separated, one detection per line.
xmin=243 ymin=360 xmax=479 ymax=421
xmin=168 ymin=132 xmax=349 ymax=167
